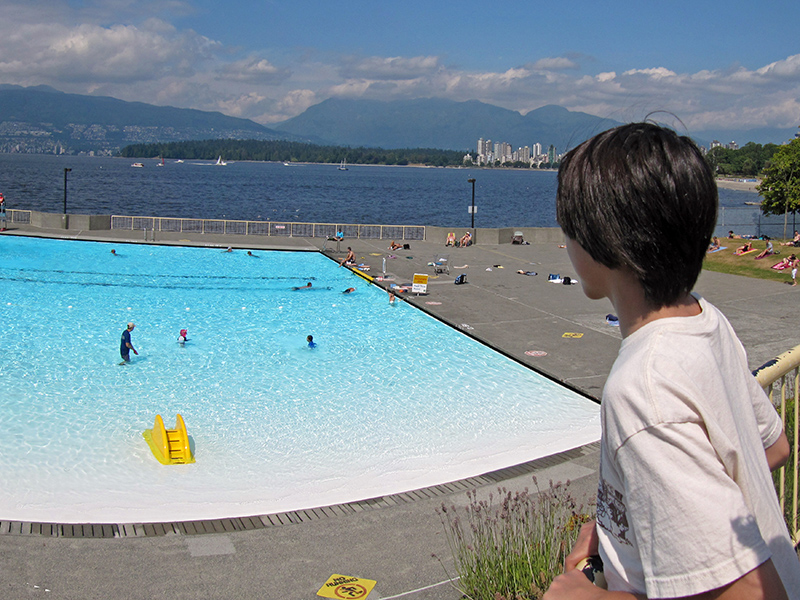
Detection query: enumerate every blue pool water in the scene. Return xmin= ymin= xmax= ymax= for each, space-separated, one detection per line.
xmin=0 ymin=236 xmax=600 ymax=523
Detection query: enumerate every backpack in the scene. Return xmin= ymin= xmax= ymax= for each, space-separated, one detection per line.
xmin=548 ymin=273 xmax=560 ymax=281
xmin=562 ymin=276 xmax=572 ymax=285
xmin=454 ymin=274 xmax=467 ymax=285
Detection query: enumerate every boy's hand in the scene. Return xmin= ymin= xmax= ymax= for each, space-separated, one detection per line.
xmin=544 ymin=568 xmax=604 ymax=600
xmin=565 ymin=520 xmax=599 ymax=571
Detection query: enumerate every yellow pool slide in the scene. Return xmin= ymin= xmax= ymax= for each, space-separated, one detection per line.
xmin=142 ymin=414 xmax=195 ymax=465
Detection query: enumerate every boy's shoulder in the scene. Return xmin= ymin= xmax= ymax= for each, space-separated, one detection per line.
xmin=606 ymin=299 xmax=746 ymax=428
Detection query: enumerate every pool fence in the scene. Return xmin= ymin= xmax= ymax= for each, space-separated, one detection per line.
xmin=6 ymin=206 xmax=799 ymax=243
xmin=3 ymin=209 xmax=565 ymax=244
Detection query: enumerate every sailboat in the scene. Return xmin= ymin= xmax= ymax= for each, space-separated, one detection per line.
xmin=215 ymin=156 xmax=227 ymax=166
xmin=338 ymin=158 xmax=348 ymax=171
xmin=157 ymin=155 xmax=165 ymax=167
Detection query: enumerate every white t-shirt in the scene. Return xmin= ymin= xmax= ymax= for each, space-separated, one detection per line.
xmin=597 ymin=295 xmax=800 ymax=598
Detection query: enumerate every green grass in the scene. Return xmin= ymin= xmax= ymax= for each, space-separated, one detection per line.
xmin=703 ymin=238 xmax=797 ymax=283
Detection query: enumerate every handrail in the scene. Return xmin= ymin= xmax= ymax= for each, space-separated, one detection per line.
xmin=109 ymin=214 xmax=426 ymax=241
xmin=753 ymin=346 xmax=800 ymax=545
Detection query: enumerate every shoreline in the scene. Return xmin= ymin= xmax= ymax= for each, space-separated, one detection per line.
xmin=716 ymin=177 xmax=760 ymax=193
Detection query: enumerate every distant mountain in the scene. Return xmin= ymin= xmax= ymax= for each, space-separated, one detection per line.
xmin=0 ymin=84 xmax=304 ymax=155
xmin=273 ymin=98 xmax=624 ymax=152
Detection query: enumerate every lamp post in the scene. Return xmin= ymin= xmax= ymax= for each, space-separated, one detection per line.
xmin=468 ymin=178 xmax=476 ymax=230
xmin=63 ymin=168 xmax=72 ymax=214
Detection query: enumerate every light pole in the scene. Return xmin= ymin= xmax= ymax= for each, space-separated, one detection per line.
xmin=63 ymin=168 xmax=72 ymax=214
xmin=468 ymin=178 xmax=476 ymax=230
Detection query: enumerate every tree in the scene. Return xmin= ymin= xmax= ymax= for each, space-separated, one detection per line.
xmin=758 ymin=139 xmax=800 ymax=217
xmin=758 ymin=139 xmax=800 ymax=239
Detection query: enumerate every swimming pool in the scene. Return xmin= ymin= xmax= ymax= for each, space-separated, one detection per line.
xmin=0 ymin=236 xmax=600 ymax=524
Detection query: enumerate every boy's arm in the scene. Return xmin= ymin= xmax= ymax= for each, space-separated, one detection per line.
xmin=765 ymin=430 xmax=790 ymax=471
xmin=545 ymin=558 xmax=786 ymax=600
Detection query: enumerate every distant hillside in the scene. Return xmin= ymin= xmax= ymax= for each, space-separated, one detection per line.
xmin=0 ymin=84 xmax=302 ymax=155
xmin=273 ymin=98 xmax=624 ymax=151
xmin=692 ymin=126 xmax=799 ymax=147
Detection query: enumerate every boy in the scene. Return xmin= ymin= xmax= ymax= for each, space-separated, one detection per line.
xmin=545 ymin=123 xmax=799 ymax=599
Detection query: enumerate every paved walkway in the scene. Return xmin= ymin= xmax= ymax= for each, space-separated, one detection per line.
xmin=1 ymin=224 xmax=797 ymax=600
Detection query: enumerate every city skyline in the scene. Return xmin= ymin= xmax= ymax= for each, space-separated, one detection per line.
xmin=0 ymin=1 xmax=799 ymax=136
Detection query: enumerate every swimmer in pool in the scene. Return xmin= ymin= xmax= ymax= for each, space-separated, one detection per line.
xmin=178 ymin=328 xmax=189 ymax=346
xmin=342 ymin=287 xmax=355 ymax=294
xmin=110 ymin=249 xmax=117 ymax=255
xmin=306 ymin=335 xmax=316 ymax=348
xmin=224 ymin=247 xmax=233 ymax=253
xmin=293 ymin=282 xmax=312 ymax=290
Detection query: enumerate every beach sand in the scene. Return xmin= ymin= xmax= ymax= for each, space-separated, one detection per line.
xmin=716 ymin=177 xmax=760 ymax=192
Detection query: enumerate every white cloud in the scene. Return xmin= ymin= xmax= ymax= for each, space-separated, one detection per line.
xmin=0 ymin=4 xmax=799 ymax=132
xmin=531 ymin=57 xmax=579 ymax=71
xmin=338 ymin=55 xmax=441 ymax=80
xmin=0 ymin=19 xmax=218 ymax=84
xmin=217 ymin=57 xmax=291 ymax=84
xmin=622 ymin=67 xmax=678 ymax=79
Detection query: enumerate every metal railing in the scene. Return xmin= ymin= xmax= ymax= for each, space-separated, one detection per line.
xmin=5 ymin=209 xmax=32 ymax=224
xmin=754 ymin=346 xmax=800 ymax=545
xmin=110 ymin=215 xmax=425 ymax=241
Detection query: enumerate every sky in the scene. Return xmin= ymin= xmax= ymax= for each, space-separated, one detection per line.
xmin=2 ymin=0 xmax=799 ymax=135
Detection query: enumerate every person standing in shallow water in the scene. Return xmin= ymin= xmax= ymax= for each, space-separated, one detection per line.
xmin=119 ymin=322 xmax=138 ymax=365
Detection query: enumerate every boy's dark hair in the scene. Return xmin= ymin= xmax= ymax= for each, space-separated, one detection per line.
xmin=556 ymin=122 xmax=717 ymax=307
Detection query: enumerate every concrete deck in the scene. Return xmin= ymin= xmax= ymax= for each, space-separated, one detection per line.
xmin=1 ymin=223 xmax=798 ymax=600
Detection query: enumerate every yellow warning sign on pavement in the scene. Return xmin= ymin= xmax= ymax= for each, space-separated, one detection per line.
xmin=562 ymin=332 xmax=584 ymax=338
xmin=317 ymin=574 xmax=377 ymax=600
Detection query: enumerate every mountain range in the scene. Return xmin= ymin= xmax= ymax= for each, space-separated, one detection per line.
xmin=0 ymin=84 xmax=796 ymax=155
xmin=273 ymin=98 xmax=624 ymax=152
xmin=0 ymin=84 xmax=298 ymax=155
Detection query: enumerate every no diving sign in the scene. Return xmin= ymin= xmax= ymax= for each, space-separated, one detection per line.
xmin=318 ymin=574 xmax=377 ymax=600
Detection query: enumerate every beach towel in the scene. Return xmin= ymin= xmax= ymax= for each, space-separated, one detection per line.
xmin=734 ymin=248 xmax=757 ymax=256
xmin=755 ymin=251 xmax=774 ymax=260
xmin=707 ymin=246 xmax=727 ymax=253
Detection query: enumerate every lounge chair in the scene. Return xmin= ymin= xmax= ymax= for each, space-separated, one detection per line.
xmin=433 ymin=254 xmax=450 ymax=274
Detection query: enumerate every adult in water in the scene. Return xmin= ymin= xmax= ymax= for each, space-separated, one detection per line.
xmin=306 ymin=335 xmax=316 ymax=348
xmin=342 ymin=287 xmax=355 ymax=294
xmin=293 ymin=282 xmax=312 ymax=290
xmin=119 ymin=322 xmax=138 ymax=365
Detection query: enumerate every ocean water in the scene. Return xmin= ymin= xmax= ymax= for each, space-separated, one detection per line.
xmin=0 ymin=236 xmax=601 ymax=523
xmin=0 ymin=153 xmax=776 ymax=234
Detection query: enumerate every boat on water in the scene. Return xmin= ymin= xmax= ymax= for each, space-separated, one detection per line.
xmin=131 ymin=163 xmax=144 ymax=168
xmin=215 ymin=156 xmax=227 ymax=166
xmin=338 ymin=159 xmax=348 ymax=171
xmin=175 ymin=159 xmax=184 ymax=164
xmin=156 ymin=156 xmax=165 ymax=167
